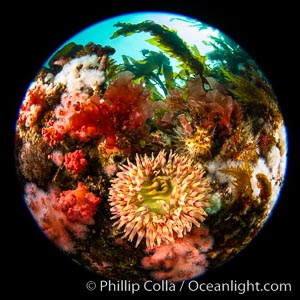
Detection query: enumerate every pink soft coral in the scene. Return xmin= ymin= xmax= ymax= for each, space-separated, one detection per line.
xmin=141 ymin=226 xmax=213 ymax=282
xmin=25 ymin=182 xmax=101 ymax=252
xmin=18 ymin=80 xmax=47 ymax=128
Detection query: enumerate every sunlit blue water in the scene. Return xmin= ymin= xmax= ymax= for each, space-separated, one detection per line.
xmin=45 ymin=12 xmax=218 ymax=69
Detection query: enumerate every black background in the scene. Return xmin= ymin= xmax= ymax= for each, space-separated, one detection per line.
xmin=4 ymin=1 xmax=298 ymax=298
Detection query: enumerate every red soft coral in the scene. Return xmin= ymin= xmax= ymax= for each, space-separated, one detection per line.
xmin=42 ymin=72 xmax=153 ymax=149
xmin=64 ymin=150 xmax=87 ymax=175
xmin=57 ymin=182 xmax=101 ymax=224
xmin=42 ymin=120 xmax=65 ymax=146
xmin=67 ymin=96 xmax=114 ymax=143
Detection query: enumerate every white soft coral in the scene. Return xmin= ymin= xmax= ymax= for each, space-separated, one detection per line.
xmin=54 ymin=54 xmax=105 ymax=92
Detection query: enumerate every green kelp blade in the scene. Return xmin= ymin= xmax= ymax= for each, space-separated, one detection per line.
xmin=111 ymin=21 xmax=205 ymax=78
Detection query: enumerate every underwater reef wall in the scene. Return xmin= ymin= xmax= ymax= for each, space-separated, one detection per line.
xmin=15 ymin=14 xmax=288 ymax=283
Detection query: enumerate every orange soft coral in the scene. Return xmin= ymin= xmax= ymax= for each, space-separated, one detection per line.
xmin=42 ymin=72 xmax=153 ymax=149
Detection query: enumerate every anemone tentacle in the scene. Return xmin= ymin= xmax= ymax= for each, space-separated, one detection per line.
xmin=108 ymin=150 xmax=211 ymax=249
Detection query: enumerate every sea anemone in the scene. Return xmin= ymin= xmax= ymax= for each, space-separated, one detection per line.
xmin=108 ymin=150 xmax=211 ymax=249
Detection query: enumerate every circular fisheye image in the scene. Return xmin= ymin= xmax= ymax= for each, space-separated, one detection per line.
xmin=15 ymin=11 xmax=288 ymax=283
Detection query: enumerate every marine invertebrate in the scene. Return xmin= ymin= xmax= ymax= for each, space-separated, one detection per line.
xmin=17 ymin=79 xmax=47 ymax=129
xmin=42 ymin=90 xmax=93 ymax=146
xmin=53 ymin=54 xmax=105 ymax=93
xmin=17 ymin=140 xmax=54 ymax=187
xmin=255 ymin=173 xmax=272 ymax=203
xmin=108 ymin=150 xmax=211 ymax=249
xmin=25 ymin=182 xmax=100 ymax=252
xmin=173 ymin=124 xmax=213 ymax=160
xmin=205 ymin=193 xmax=222 ymax=215
xmin=15 ymin=12 xmax=289 ymax=283
xmin=64 ymin=150 xmax=87 ymax=175
xmin=50 ymin=150 xmax=64 ymax=167
xmin=258 ymin=127 xmax=276 ymax=157
xmin=220 ymin=163 xmax=254 ymax=213
xmin=141 ymin=226 xmax=213 ymax=282
xmin=220 ymin=121 xmax=258 ymax=162
xmin=42 ymin=71 xmax=153 ymax=149
xmin=56 ymin=182 xmax=101 ymax=224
